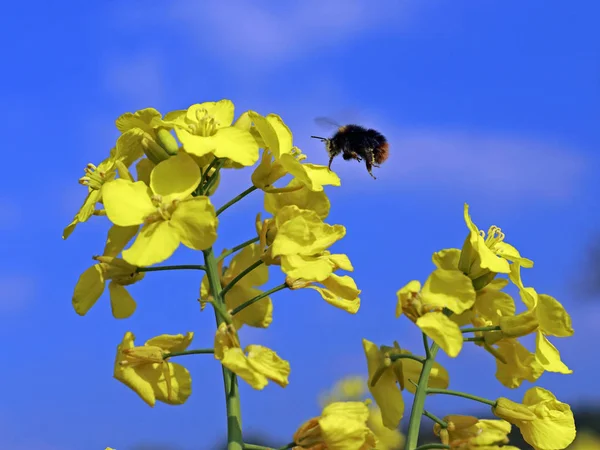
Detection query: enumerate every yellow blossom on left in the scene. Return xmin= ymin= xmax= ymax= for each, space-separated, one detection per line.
xmin=102 ymin=152 xmax=218 ymax=267
xmin=72 ymin=224 xmax=141 ymax=318
xmin=114 ymin=331 xmax=193 ymax=407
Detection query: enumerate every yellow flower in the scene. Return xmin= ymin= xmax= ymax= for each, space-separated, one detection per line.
xmin=494 ymin=339 xmax=544 ymax=388
xmin=435 ymin=415 xmax=515 ymax=448
xmin=362 ymin=339 xmax=449 ymax=430
xmin=271 ymin=205 xmax=346 ymax=257
xmin=319 ymin=376 xmax=368 ymax=407
xmin=458 ymin=204 xmax=533 ymax=288
xmin=493 ymin=388 xmax=576 ymax=450
xmin=249 ymin=112 xmax=341 ymax=192
xmin=214 ymin=323 xmax=290 ymax=390
xmin=395 ymin=269 xmax=476 ymax=357
xmin=287 ymin=273 xmax=361 ymax=314
xmin=114 ymin=331 xmax=194 ymax=407
xmin=169 ymin=100 xmax=259 ymax=166
xmin=116 ymin=107 xmax=166 ymax=135
xmin=102 ymin=152 xmax=218 ymax=266
xmin=367 ymin=405 xmax=405 ymax=450
xmin=72 ymin=224 xmax=141 ymax=318
xmin=282 ymin=251 xmax=353 ymax=283
xmin=200 ymin=243 xmax=273 ymax=329
xmin=63 ymin=130 xmax=149 ymax=239
xmin=293 ymin=401 xmax=377 ymax=450
xmin=264 ymin=177 xmax=331 ymax=219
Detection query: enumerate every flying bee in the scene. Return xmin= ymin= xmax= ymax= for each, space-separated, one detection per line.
xmin=310 ymin=117 xmax=389 ymax=179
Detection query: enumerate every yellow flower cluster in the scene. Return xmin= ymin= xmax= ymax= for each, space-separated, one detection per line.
xmin=66 ymin=100 xmax=358 ymax=410
xmin=67 ymin=99 xmax=577 ymax=450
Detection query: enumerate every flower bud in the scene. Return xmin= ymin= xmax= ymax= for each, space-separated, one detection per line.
xmin=492 ymin=397 xmax=536 ymax=422
xmin=499 ymin=310 xmax=539 ymax=338
xmin=142 ymin=135 xmax=171 ymax=165
xmin=156 ymin=128 xmax=179 ymax=155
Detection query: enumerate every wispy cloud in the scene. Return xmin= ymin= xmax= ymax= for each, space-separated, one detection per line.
xmin=103 ymin=54 xmax=164 ymax=106
xmin=115 ymin=0 xmax=422 ymax=66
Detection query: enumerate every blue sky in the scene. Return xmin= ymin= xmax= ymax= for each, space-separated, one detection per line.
xmin=2 ymin=1 xmax=599 ymax=449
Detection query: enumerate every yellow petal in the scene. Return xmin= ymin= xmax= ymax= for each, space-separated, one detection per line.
xmin=115 ymin=128 xmax=145 ymax=167
xmin=115 ymin=108 xmax=162 ymax=134
xmin=226 ymin=243 xmax=268 ymax=287
xmin=170 ymin=197 xmax=218 ymax=251
xmin=103 ymin=179 xmax=154 ymax=227
xmin=212 ymin=127 xmax=259 ymax=166
xmin=280 ymin=156 xmax=341 ymax=192
xmin=536 ymin=294 xmax=573 ymax=337
xmin=519 ymin=387 xmax=576 ymax=450
xmin=72 ymin=265 xmax=106 ymax=316
xmin=136 ymin=158 xmax=155 ymax=185
xmin=264 ymin=178 xmax=331 ymax=219
xmin=396 ymin=280 xmax=422 ymax=318
xmin=145 ymin=332 xmax=194 ymax=353
xmin=535 ymin=332 xmax=572 ymax=374
xmin=246 ymin=345 xmax=291 ymax=387
xmin=363 ymin=339 xmax=404 ymax=430
xmin=220 ymin=347 xmax=268 ymax=390
xmin=432 ymin=249 xmax=461 ymax=270
xmin=103 ymin=225 xmax=140 ymax=257
xmin=475 ymin=289 xmax=515 ymax=323
xmin=495 ymin=339 xmax=543 ymax=389
xmin=420 ymin=268 xmax=476 ymax=315
xmin=122 ymin=221 xmax=181 ymax=266
xmin=113 ymin=332 xmax=157 ymax=407
xmin=281 ymin=254 xmax=338 ymax=283
xmin=149 ymin=152 xmax=200 ymax=202
xmin=199 ymin=99 xmax=235 ymax=127
xmin=108 ymin=282 xmax=137 ymax=319
xmin=402 ymin=357 xmax=449 ymax=394
xmin=308 ymin=274 xmax=361 ymax=314
xmin=226 ymin=285 xmax=273 ymax=329
xmin=416 ymin=312 xmax=463 ymax=357
xmin=152 ymin=362 xmax=193 ymax=405
xmin=62 ymin=217 xmax=78 ymax=240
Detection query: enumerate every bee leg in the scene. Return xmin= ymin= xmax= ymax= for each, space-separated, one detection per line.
xmin=365 ymin=160 xmax=377 ymax=179
xmin=351 ymin=152 xmax=362 ymax=162
xmin=328 ymin=154 xmax=335 ymax=170
xmin=370 ymin=151 xmax=380 ymax=168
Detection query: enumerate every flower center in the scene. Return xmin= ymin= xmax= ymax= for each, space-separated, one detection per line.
xmin=188 ymin=108 xmax=220 ymax=137
xmin=482 ymin=225 xmax=505 ymax=250
xmin=143 ymin=195 xmax=180 ymax=224
xmin=79 ymin=163 xmax=107 ymax=190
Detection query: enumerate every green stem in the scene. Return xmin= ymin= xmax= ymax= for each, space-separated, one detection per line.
xmin=422 ymin=334 xmax=431 ymax=359
xmin=231 ymin=283 xmax=288 ymax=316
xmin=414 ymin=445 xmax=450 ymax=450
xmin=217 ymin=185 xmax=259 ymax=216
xmin=164 ymin=349 xmax=214 ymax=359
xmin=463 ymin=337 xmax=485 ymax=343
xmin=426 ymin=388 xmax=497 ymax=407
xmin=217 ymin=237 xmax=260 ymax=263
xmin=203 ymin=248 xmax=244 ymax=450
xmin=390 ymin=354 xmax=425 ymax=364
xmin=405 ymin=336 xmax=439 ymax=450
xmin=423 ymin=410 xmax=447 ymax=428
xmin=461 ymin=325 xmax=500 ymax=333
xmin=221 ymin=259 xmax=265 ymax=298
xmin=137 ymin=265 xmax=205 ymax=272
xmin=203 ymin=159 xmax=226 ymax=194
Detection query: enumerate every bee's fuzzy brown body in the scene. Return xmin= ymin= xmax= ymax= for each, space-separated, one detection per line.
xmin=312 ymin=124 xmax=389 ymax=179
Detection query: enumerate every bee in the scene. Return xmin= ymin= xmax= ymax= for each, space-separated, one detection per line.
xmin=311 ymin=118 xmax=389 ymax=179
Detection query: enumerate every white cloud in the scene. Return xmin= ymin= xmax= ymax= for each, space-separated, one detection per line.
xmin=115 ymin=0 xmax=421 ymax=66
xmin=294 ymin=123 xmax=588 ymax=201
xmin=103 ymin=54 xmax=164 ymax=106
xmin=0 ymin=275 xmax=36 ymax=314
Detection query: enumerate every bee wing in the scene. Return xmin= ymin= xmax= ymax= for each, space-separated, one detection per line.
xmin=314 ymin=116 xmax=342 ymax=130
